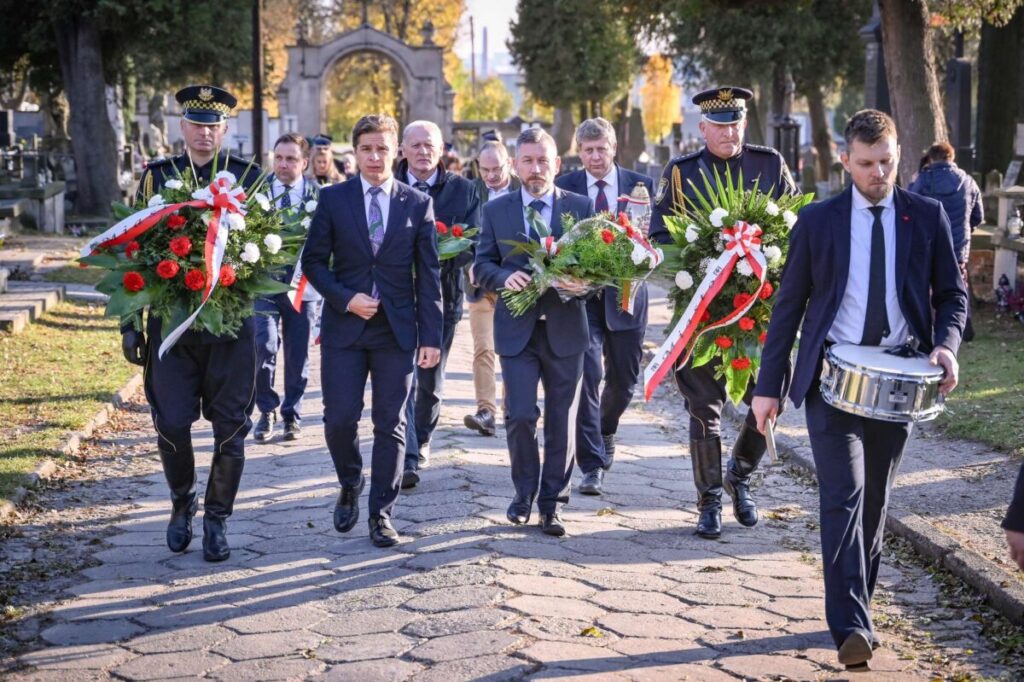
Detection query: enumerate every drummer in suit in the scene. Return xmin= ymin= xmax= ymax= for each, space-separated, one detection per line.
xmin=752 ymin=109 xmax=966 ymax=670
xmin=554 ymin=118 xmax=653 ymax=496
xmin=649 ymin=86 xmax=797 ymax=539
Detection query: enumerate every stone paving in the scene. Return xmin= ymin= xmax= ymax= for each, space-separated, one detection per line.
xmin=0 ymin=290 xmax=1016 ymax=680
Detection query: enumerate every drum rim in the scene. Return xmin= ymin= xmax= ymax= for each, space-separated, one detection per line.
xmin=825 ymin=344 xmax=944 ymax=384
xmin=820 ymin=384 xmax=944 ymax=422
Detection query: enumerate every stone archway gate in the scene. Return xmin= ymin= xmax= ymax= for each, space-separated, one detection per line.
xmin=277 ymin=24 xmax=454 ymax=141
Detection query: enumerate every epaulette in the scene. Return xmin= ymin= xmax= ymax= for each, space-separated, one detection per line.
xmin=145 ymin=157 xmax=175 ymax=169
xmin=669 ymin=150 xmax=702 ymax=165
xmin=743 ymin=143 xmax=782 ymax=156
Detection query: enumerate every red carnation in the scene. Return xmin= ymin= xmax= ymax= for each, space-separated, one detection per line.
xmin=184 ymin=268 xmax=206 ymax=291
xmin=715 ymin=336 xmax=733 ymax=349
xmin=732 ymin=357 xmax=751 ymax=370
xmin=759 ymin=282 xmax=774 ymax=299
xmin=125 ymin=241 xmax=140 ymax=260
xmin=123 ymin=271 xmax=145 ymax=292
xmin=733 ymin=292 xmax=752 ymax=308
xmin=435 ymin=220 xmax=448 ymax=235
xmin=170 ymin=236 xmax=193 ymax=257
xmin=166 ymin=214 xmax=187 ymax=230
xmin=219 ymin=264 xmax=236 ymax=287
xmin=739 ymin=316 xmax=756 ymax=332
xmin=758 ymin=331 xmax=768 ymax=344
xmin=452 ymin=225 xmax=464 ymax=237
xmin=601 ymin=229 xmax=615 ymax=244
xmin=156 ymin=259 xmax=180 ymax=279
xmin=617 ymin=212 xmax=631 ymax=228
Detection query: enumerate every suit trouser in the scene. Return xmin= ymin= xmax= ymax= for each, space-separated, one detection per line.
xmin=468 ymin=293 xmax=499 ymax=414
xmin=500 ymin=322 xmax=585 ymax=514
xmin=575 ymin=302 xmax=644 ymax=473
xmin=674 ymin=361 xmax=762 ymax=439
xmin=144 ymin=320 xmax=257 ymax=519
xmin=805 ymin=385 xmax=912 ymax=649
xmin=403 ymin=317 xmax=457 ymax=469
xmin=321 ymin=315 xmax=415 ymax=519
xmin=254 ymin=294 xmax=317 ymax=422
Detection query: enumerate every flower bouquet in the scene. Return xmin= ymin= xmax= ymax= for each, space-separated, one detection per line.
xmin=643 ymin=168 xmax=813 ymax=403
xmin=501 ymin=210 xmax=664 ymax=317
xmin=80 ymin=162 xmax=304 ymax=357
xmin=435 ymin=220 xmax=480 ymax=261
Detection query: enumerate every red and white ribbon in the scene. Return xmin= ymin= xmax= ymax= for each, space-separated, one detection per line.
xmin=286 ymin=246 xmax=308 ymax=312
xmin=643 ymin=220 xmax=767 ymax=400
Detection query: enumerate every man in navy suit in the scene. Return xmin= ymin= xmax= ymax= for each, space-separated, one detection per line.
xmin=254 ymin=133 xmax=321 ymax=443
xmin=474 ymin=127 xmax=594 ymax=536
xmin=555 ymin=117 xmax=653 ymax=496
xmin=302 ymin=114 xmax=443 ymax=548
xmin=752 ymin=110 xmax=966 ymax=669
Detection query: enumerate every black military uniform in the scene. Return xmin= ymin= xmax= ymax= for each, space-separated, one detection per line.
xmin=126 ymin=85 xmax=262 ymax=562
xmin=649 ymin=86 xmax=797 ymax=539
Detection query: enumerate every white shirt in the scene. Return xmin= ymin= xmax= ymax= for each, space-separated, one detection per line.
xmin=272 ymin=177 xmax=305 ymax=210
xmin=827 ymin=185 xmax=908 ymax=346
xmin=487 ymin=181 xmax=511 ymax=202
xmin=361 ymin=175 xmax=393 ymax=233
xmin=585 ymin=168 xmax=618 ymax=212
xmin=521 ymin=187 xmax=553 ymax=238
xmin=406 ymin=169 xmax=438 ymax=190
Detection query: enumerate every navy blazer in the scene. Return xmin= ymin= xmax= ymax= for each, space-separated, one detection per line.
xmin=755 ymin=185 xmax=967 ymax=407
xmin=266 ymin=173 xmax=319 ymax=286
xmin=474 ymin=187 xmax=594 ymax=358
xmin=301 ymin=176 xmax=443 ymax=352
xmin=555 ymin=166 xmax=654 ymax=331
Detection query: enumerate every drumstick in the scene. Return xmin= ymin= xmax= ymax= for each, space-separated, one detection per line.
xmin=765 ymin=419 xmax=778 ymax=464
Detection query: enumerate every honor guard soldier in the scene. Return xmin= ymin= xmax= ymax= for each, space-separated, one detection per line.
xmin=649 ymin=86 xmax=797 ymax=540
xmin=123 ymin=85 xmax=262 ymax=562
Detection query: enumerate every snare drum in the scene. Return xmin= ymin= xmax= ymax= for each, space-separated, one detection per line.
xmin=820 ymin=344 xmax=945 ymax=422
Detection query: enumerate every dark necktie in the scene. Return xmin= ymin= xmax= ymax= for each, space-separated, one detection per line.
xmin=414 ymin=181 xmax=430 ymax=193
xmin=861 ymin=205 xmax=890 ymax=345
xmin=280 ymin=185 xmax=292 ymax=209
xmin=594 ymin=179 xmax=609 ymax=213
xmin=527 ymin=199 xmax=546 ymax=238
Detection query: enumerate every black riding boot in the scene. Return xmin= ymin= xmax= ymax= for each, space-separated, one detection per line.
xmin=202 ymin=452 xmax=245 ymax=562
xmin=158 ymin=445 xmax=197 ymax=553
xmin=723 ymin=423 xmax=767 ymax=527
xmin=691 ymin=437 xmax=723 ymax=539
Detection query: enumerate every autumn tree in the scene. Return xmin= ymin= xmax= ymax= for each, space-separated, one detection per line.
xmin=450 ymin=61 xmax=514 ymax=122
xmin=640 ymin=54 xmax=681 ymax=144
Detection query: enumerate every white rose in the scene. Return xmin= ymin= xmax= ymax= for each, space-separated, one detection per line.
xmin=263 ymin=234 xmax=282 ymax=255
xmin=214 ymin=170 xmax=238 ymax=186
xmin=684 ymin=224 xmax=699 ymax=243
xmin=765 ymin=245 xmax=783 ymax=263
xmin=164 ymin=179 xmax=183 ymax=191
xmin=736 ymin=259 xmax=754 ymax=277
xmin=147 ymin=194 xmax=165 ymax=208
xmin=765 ymin=201 xmax=780 ymax=216
xmin=240 ymin=242 xmax=260 ymax=263
xmin=709 ymin=207 xmax=729 ymax=228
xmin=783 ymin=210 xmax=798 ymax=228
xmin=227 ymin=213 xmax=247 ymax=231
xmin=630 ymin=242 xmax=649 ymax=265
xmin=300 ymin=216 xmax=312 ymax=230
xmin=305 ymin=199 xmax=318 ymax=213
xmin=674 ymin=270 xmax=694 ymax=290
xmin=254 ymin=193 xmax=271 ymax=211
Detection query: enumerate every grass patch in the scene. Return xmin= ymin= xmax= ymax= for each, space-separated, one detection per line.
xmin=0 ymin=301 xmax=137 ymax=500
xmin=936 ymin=308 xmax=1024 ymax=456
xmin=40 ymin=264 xmax=106 ymax=286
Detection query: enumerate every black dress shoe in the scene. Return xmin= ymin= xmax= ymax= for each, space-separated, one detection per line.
xmin=578 ymin=469 xmax=604 ymax=495
xmin=202 ymin=516 xmax=231 ymax=562
xmin=601 ymin=433 xmax=616 ymax=469
xmin=253 ymin=411 xmax=276 ymax=442
xmin=368 ymin=515 xmax=399 ymax=547
xmin=464 ymin=408 xmax=497 ymax=436
xmin=506 ymin=497 xmax=532 ymax=525
xmin=166 ymin=494 xmax=198 ymax=553
xmin=838 ymin=632 xmax=873 ymax=668
xmin=334 ymin=477 xmax=365 ymax=533
xmin=283 ymin=419 xmax=301 ymax=441
xmin=540 ymin=513 xmax=566 ymax=537
xmin=401 ymin=467 xmax=420 ymax=490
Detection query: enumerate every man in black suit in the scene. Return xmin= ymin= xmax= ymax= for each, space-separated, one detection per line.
xmin=1005 ymin=465 xmax=1024 ymax=570
xmin=396 ymin=120 xmax=481 ymax=489
xmin=752 ymin=109 xmax=966 ymax=669
xmin=302 ymin=114 xmax=443 ymax=548
xmin=555 ymin=117 xmax=653 ymax=496
xmin=474 ymin=127 xmax=594 ymax=536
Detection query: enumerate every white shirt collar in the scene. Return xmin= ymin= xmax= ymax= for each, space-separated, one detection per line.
xmin=407 ymin=168 xmax=438 ymax=187
xmin=361 ymin=175 xmax=394 ymax=197
xmin=585 ymin=168 xmax=616 ymax=188
xmin=851 ymin=184 xmax=894 ymax=212
xmin=521 ymin=187 xmax=554 ymax=209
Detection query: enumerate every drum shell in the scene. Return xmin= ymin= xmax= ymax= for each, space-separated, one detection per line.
xmin=820 ymin=346 xmax=944 ymax=423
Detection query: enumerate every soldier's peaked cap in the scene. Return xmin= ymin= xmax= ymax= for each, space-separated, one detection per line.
xmin=693 ymin=86 xmax=753 ymax=125
xmin=175 ymin=85 xmax=237 ymax=125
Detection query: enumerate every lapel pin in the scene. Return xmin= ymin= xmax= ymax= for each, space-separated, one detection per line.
xmin=902 ymin=215 xmax=910 ymax=222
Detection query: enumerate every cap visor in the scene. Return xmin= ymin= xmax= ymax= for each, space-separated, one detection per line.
xmin=183 ymin=111 xmax=226 ymax=125
xmin=702 ymin=111 xmax=745 ymax=124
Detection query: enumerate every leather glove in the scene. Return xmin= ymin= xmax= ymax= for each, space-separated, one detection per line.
xmin=121 ymin=330 xmax=147 ymax=366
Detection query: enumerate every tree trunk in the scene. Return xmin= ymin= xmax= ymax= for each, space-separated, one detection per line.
xmin=552 ymin=106 xmax=576 ymax=154
xmin=878 ymin=0 xmax=948 ymax=185
xmin=53 ymin=16 xmax=119 ymax=216
xmin=805 ymin=86 xmax=834 ymax=179
xmin=976 ymin=8 xmax=1023 ymax=177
